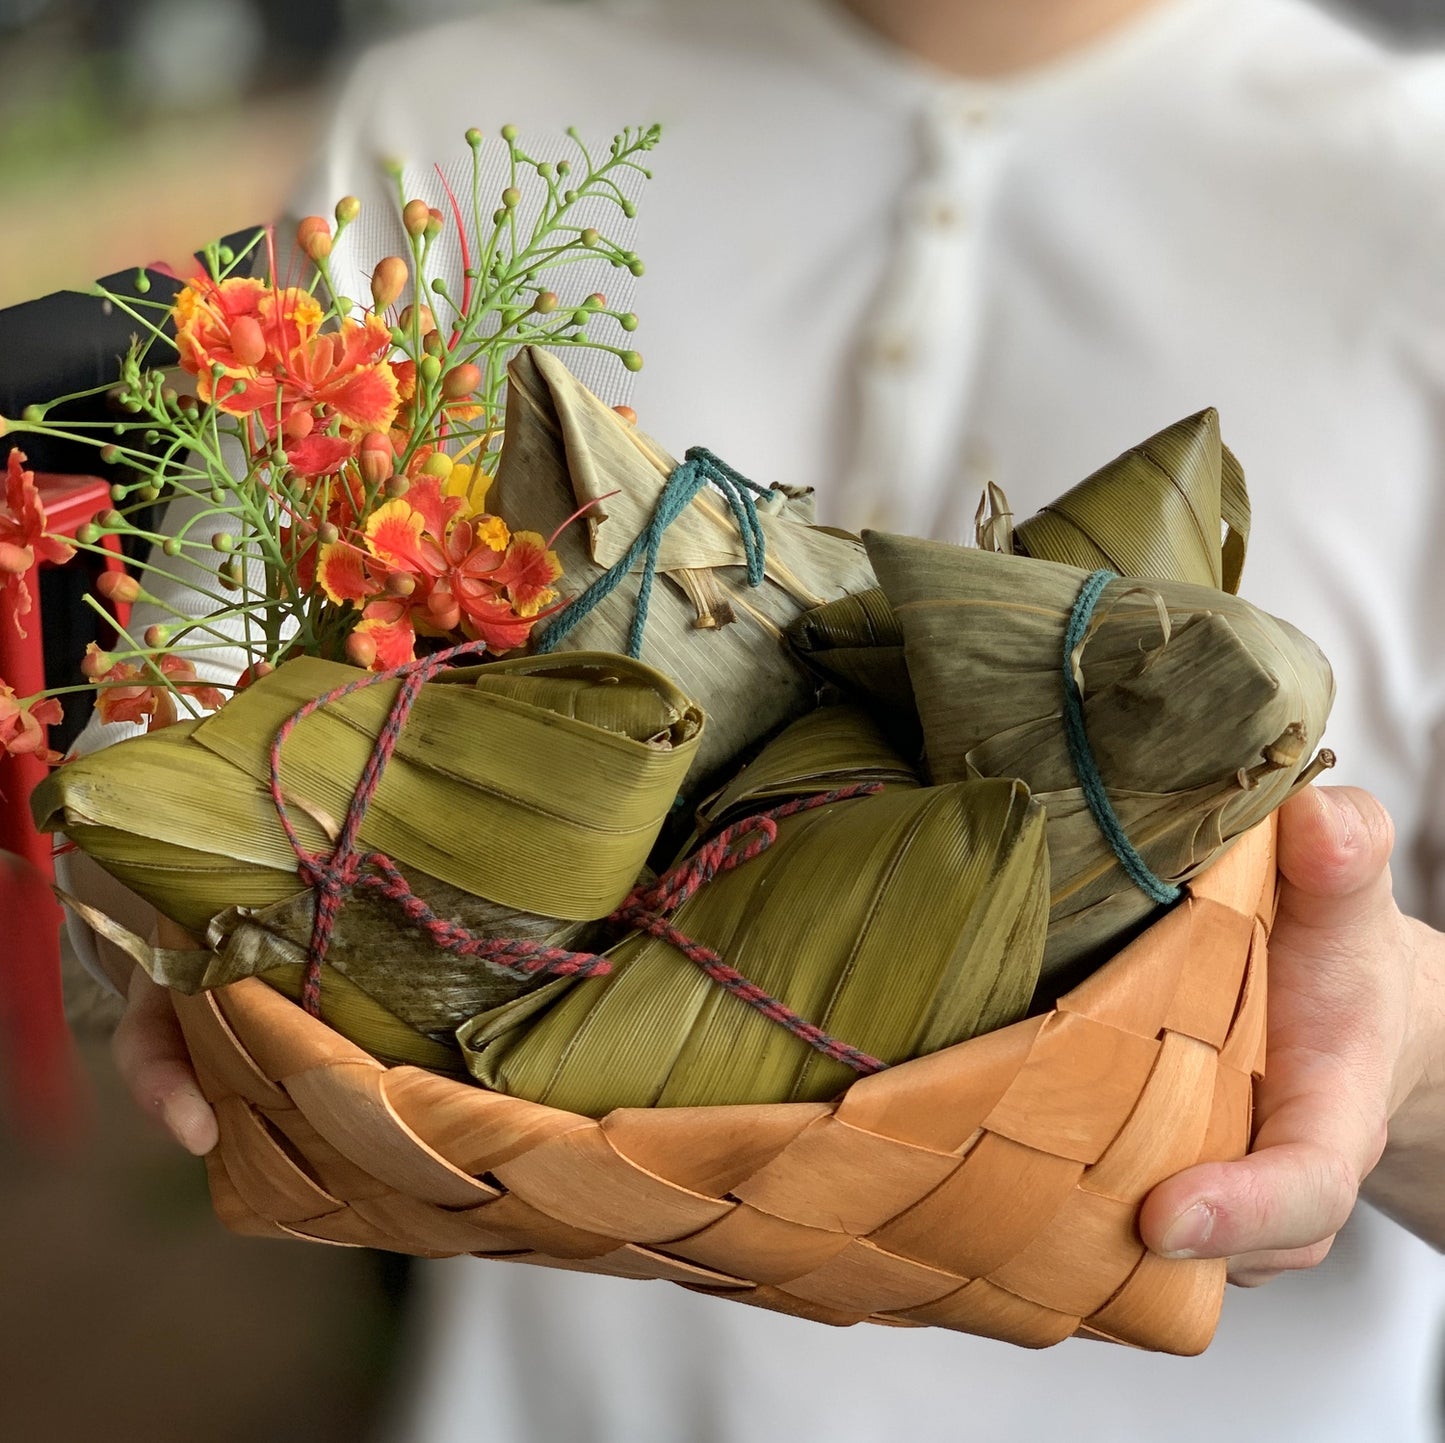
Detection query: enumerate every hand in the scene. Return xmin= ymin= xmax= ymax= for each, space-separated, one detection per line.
xmin=111 ymin=964 xmax=218 ymax=1157
xmin=1138 ymin=785 xmax=1426 ymax=1283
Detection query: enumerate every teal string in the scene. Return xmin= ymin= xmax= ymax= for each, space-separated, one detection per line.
xmin=1061 ymin=569 xmax=1182 ymax=906
xmin=532 ymin=446 xmax=769 ymax=660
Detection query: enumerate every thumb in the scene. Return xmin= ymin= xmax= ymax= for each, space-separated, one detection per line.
xmin=1139 ymin=786 xmax=1401 ymax=1264
xmin=1274 ymin=784 xmax=1395 ymax=928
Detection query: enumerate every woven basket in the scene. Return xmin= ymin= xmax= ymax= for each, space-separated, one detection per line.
xmin=170 ymin=817 xmax=1276 ymax=1357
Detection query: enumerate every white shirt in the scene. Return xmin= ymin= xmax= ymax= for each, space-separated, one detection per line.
xmin=94 ymin=0 xmax=1445 ymax=1438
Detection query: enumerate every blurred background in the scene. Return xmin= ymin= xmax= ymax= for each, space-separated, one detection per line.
xmin=1 ymin=1 xmax=1443 ymax=1441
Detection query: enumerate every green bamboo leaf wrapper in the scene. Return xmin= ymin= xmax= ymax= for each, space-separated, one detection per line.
xmin=788 ymin=408 xmax=1251 ymax=713
xmin=863 ymin=534 xmax=1333 ymax=992
xmin=32 ymin=651 xmax=705 ymax=1054
xmin=494 ymin=347 xmax=877 ymax=790
xmin=1005 ymin=408 xmax=1251 ymax=593
xmin=459 ymin=712 xmax=1048 ymax=1113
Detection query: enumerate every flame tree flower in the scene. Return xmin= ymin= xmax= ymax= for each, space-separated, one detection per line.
xmin=0 ymin=122 xmax=657 ymax=752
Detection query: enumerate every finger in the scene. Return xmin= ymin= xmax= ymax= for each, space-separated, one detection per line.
xmin=111 ymin=970 xmax=218 ymax=1156
xmin=1274 ymin=785 xmax=1395 ymax=928
xmin=1140 ymin=1128 xmax=1367 ymax=1259
xmin=1226 ymin=1236 xmax=1336 ymax=1288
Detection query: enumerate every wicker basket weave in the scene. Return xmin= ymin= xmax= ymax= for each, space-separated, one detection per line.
xmin=171 ymin=818 xmax=1276 ymax=1357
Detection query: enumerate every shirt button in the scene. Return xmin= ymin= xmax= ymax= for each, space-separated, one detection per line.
xmin=872 ymin=335 xmax=912 ymax=367
xmin=930 ymin=200 xmax=964 ymax=229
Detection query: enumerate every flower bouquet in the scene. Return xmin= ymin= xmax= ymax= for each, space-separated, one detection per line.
xmin=5 ymin=125 xmax=1333 ymax=1356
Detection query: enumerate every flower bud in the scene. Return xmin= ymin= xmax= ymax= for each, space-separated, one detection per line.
xmin=425 ymin=207 xmax=444 ymax=238
xmin=620 ymin=351 xmax=643 ymax=372
xmin=580 ymin=228 xmax=600 ymax=247
xmin=612 ymin=405 xmax=638 ymax=426
xmin=370 ymin=255 xmax=409 ymax=312
xmin=500 ymin=123 xmax=518 ymax=142
xmin=143 ymin=624 xmax=169 ymax=648
xmin=402 ymin=199 xmax=431 ymax=237
xmin=618 ymin=312 xmax=639 ymax=332
xmin=423 ymin=328 xmax=446 ymax=359
xmin=346 ymin=630 xmax=378 ymax=669
xmin=399 ymin=303 xmax=436 ymax=336
xmin=317 ymin=522 xmax=340 ymax=546
xmin=110 ymin=482 xmax=127 ymax=503
xmin=419 ymin=355 xmax=442 ymax=386
xmin=211 ymin=532 xmax=235 ymax=552
xmin=335 ymin=195 xmax=361 ymax=226
xmin=218 ymin=556 xmax=242 ymax=591
xmin=584 ymin=293 xmax=606 ymax=310
xmin=465 ymin=127 xmax=483 ymax=149
xmin=283 ymin=409 xmax=314 ymax=441
xmin=296 ymin=215 xmax=332 ymax=261
xmin=384 ymin=474 xmax=410 ymax=499
xmin=96 ymin=571 xmax=141 ymax=604
xmin=501 ymin=187 xmax=521 ymax=210
xmin=76 ymin=523 xmax=100 ymax=546
xmin=427 ymin=592 xmax=461 ymax=632
xmin=230 ymin=314 xmax=267 ymax=368
xmin=81 ymin=645 xmax=111 ymax=679
xmin=358 ymin=432 xmax=394 ymax=487
xmin=162 ymin=537 xmax=182 ymax=557
xmin=534 ymin=291 xmax=558 ymax=314
xmin=421 ymin=452 xmax=454 ymax=479
xmin=442 ymin=363 xmax=481 ymax=400
xmin=100 ymin=509 xmax=125 ymax=529
xmin=385 ymin=571 xmax=417 ymax=598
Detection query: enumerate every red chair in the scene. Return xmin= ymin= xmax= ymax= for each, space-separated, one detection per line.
xmin=0 ymin=471 xmax=126 ymax=1133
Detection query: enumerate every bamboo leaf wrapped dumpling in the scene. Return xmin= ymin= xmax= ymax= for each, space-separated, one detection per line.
xmin=862 ymin=536 xmax=1333 ymax=992
xmin=493 ymin=347 xmax=878 ymax=790
xmin=458 ymin=706 xmax=1049 ymax=1113
xmin=788 ymin=408 xmax=1250 ymax=716
xmin=33 ymin=652 xmax=704 ymax=1060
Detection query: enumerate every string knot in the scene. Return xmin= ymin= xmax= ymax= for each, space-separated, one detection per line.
xmin=532 ymin=445 xmax=770 ymax=660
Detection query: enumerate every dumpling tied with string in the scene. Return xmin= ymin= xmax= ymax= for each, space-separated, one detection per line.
xmin=788 ymin=409 xmax=1251 ymax=732
xmin=458 ymin=705 xmax=1049 ymax=1113
xmin=494 ymin=347 xmax=877 ymax=791
xmin=863 ymin=535 xmax=1334 ymax=997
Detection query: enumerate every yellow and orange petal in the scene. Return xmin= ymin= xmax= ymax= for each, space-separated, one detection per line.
xmin=317 ymin=540 xmax=374 ymax=605
xmin=363 ymin=498 xmax=429 ymax=572
xmin=493 ymin=530 xmax=562 ymax=616
xmin=355 ymin=605 xmax=417 ymax=670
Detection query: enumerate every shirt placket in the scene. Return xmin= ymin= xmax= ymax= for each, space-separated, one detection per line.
xmin=834 ymin=89 xmax=1009 ymax=539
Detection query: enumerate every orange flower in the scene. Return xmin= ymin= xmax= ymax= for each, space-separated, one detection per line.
xmin=315 ymin=476 xmax=559 ymax=670
xmin=172 ymin=276 xmax=400 ymax=468
xmin=91 ymin=648 xmax=227 ymax=731
xmin=0 ymin=682 xmax=63 ymax=764
xmin=1 ymin=450 xmax=76 ymax=638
